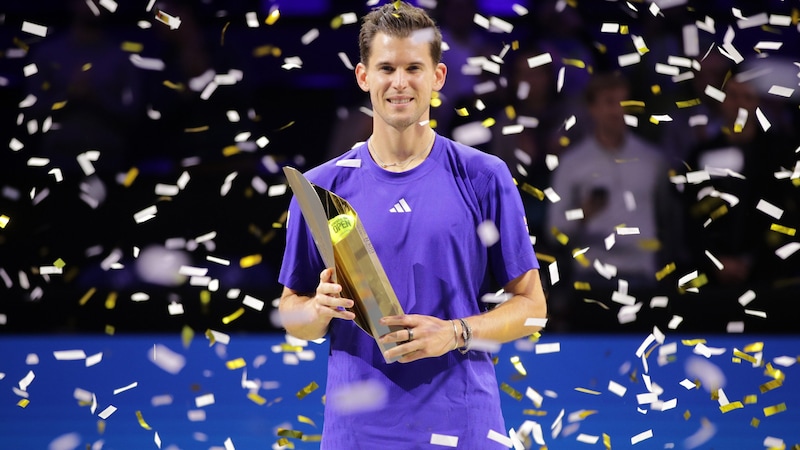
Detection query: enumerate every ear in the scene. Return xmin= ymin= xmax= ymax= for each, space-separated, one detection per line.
xmin=433 ymin=62 xmax=447 ymax=92
xmin=355 ymin=62 xmax=369 ymax=92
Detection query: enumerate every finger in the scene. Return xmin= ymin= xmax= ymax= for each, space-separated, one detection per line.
xmin=379 ymin=315 xmax=414 ymax=327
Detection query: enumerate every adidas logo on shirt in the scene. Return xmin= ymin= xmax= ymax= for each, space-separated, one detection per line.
xmin=389 ymin=198 xmax=412 ymax=213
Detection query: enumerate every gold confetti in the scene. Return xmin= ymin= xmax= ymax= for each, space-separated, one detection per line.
xmin=522 ymin=409 xmax=547 ymax=416
xmin=770 ymin=224 xmax=796 ymax=236
xmin=744 ymin=395 xmax=758 ymax=405
xmin=619 ymin=25 xmax=629 ymax=34
xmin=120 ymin=167 xmax=139 ymax=188
xmin=655 ymin=262 xmax=676 ymax=281
xmin=298 ymin=415 xmax=316 ymax=427
xmin=750 ymin=417 xmax=760 ymax=427
xmin=710 ymin=204 xmax=728 ymax=220
xmin=720 ymin=401 xmax=743 ymax=413
xmin=121 ymin=41 xmax=143 ymax=53
xmin=455 ymin=107 xmax=469 ymax=117
xmin=240 ymin=254 xmax=262 ymax=268
xmin=301 ymin=434 xmax=322 ymax=442
xmin=181 ymin=325 xmax=194 ymax=348
xmin=265 ymin=8 xmax=280 ymax=25
xmin=0 ymin=214 xmax=10 ymax=228
xmin=104 ymin=292 xmax=117 ymax=310
xmin=510 ymin=356 xmax=527 ymax=376
xmin=79 ymin=287 xmax=97 ymax=306
xmin=505 ymin=105 xmax=516 ymax=120
xmin=278 ymin=121 xmax=295 ymax=131
xmin=135 ymin=410 xmax=152 ymax=430
xmin=223 ymin=145 xmax=239 ymax=157
xmin=52 ymin=100 xmax=68 ymax=110
xmin=620 ymin=100 xmax=645 ymax=108
xmin=575 ymin=387 xmax=601 ymax=395
xmin=163 ymin=80 xmax=184 ymax=91
xmin=603 ymin=433 xmax=611 ymax=450
xmin=53 ymin=258 xmax=66 ymax=269
xmin=248 ymin=392 xmax=267 ymax=405
xmin=17 ymin=399 xmax=30 ymax=408
xmin=681 ymin=339 xmax=707 ymax=346
xmin=744 ymin=342 xmax=764 ymax=353
xmin=296 ymin=381 xmax=319 ymax=400
xmin=551 ymin=227 xmax=569 ymax=245
xmin=764 ymin=363 xmax=786 ymax=382
xmin=253 ymin=45 xmax=282 ymax=58
xmin=519 ymin=183 xmax=544 ymax=200
xmin=226 ymin=358 xmax=246 ymax=370
xmin=481 ymin=118 xmax=496 ymax=128
xmin=105 ymin=325 xmax=115 ymax=335
xmin=500 ymin=382 xmax=523 ymax=400
xmin=676 ymin=98 xmax=701 ymax=108
xmin=733 ymin=350 xmax=758 ymax=364
xmin=184 ymin=126 xmax=209 ymax=133
xmin=763 ymin=402 xmax=786 ymax=417
xmin=330 ymin=15 xmax=343 ymax=29
xmin=222 ymin=307 xmax=245 ymax=324
xmin=430 ymin=97 xmax=442 ymax=108
xmin=278 ymin=428 xmax=303 ymax=439
xmin=562 ymin=58 xmax=586 ymax=68
xmin=683 ymin=410 xmax=691 ymax=420
xmin=559 ymin=136 xmax=571 ymax=147
xmin=759 ymin=379 xmax=783 ymax=394
xmin=276 ymin=438 xmax=294 ymax=448
xmin=280 ymin=343 xmax=304 ymax=353
xmin=574 ymin=281 xmax=591 ymax=291
xmin=97 ymin=420 xmax=106 ymax=435
xmin=205 ymin=329 xmax=217 ymax=345
xmin=535 ymin=253 xmax=556 ymax=264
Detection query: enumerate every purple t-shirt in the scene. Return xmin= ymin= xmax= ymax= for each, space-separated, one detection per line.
xmin=279 ymin=134 xmax=539 ymax=448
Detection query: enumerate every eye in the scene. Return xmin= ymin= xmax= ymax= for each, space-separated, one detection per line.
xmin=380 ymin=65 xmax=394 ymax=73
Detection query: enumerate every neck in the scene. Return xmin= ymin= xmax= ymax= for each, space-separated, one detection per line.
xmin=368 ymin=126 xmax=435 ymax=171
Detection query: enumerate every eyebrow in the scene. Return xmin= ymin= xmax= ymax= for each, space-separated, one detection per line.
xmin=373 ymin=60 xmax=427 ymax=67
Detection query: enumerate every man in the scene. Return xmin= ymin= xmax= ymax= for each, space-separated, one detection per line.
xmin=545 ymin=72 xmax=680 ymax=330
xmin=278 ymin=2 xmax=547 ymax=448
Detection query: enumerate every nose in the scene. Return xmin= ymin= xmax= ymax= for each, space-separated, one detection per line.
xmin=392 ymin=70 xmax=407 ymax=89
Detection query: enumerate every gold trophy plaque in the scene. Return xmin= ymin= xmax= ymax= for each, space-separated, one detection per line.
xmin=283 ymin=167 xmax=405 ymax=363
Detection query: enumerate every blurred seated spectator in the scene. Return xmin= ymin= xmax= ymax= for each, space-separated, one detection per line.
xmin=545 ymin=72 xmax=684 ymax=331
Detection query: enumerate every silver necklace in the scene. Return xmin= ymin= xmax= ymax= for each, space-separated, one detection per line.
xmin=368 ymin=132 xmax=436 ymax=170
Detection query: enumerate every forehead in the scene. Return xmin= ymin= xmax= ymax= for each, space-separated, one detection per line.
xmin=367 ymin=32 xmax=434 ymax=65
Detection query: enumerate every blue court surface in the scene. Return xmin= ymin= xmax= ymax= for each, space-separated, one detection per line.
xmin=1 ymin=332 xmax=798 ymax=449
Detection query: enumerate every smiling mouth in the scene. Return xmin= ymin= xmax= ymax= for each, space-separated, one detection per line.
xmin=388 ymin=98 xmax=412 ymax=104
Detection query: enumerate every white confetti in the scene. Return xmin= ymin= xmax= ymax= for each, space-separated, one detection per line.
xmin=476 ymin=220 xmax=500 ymax=247
xmin=22 ymin=21 xmax=48 ymax=37
xmin=195 ymin=393 xmax=215 ymax=408
xmin=535 ymin=342 xmax=560 ymax=354
xmin=430 ymin=433 xmax=458 ymax=447
xmin=755 ymin=199 xmax=783 ymax=219
xmin=113 ymin=382 xmax=138 ymax=395
xmin=775 ymin=242 xmax=800 ymax=260
xmin=98 ymin=405 xmax=117 ymax=419
xmin=631 ymin=429 xmax=653 ymax=445
xmin=53 ymin=350 xmax=86 ymax=361
xmin=148 ymin=344 xmax=186 ymax=374
xmin=608 ymin=380 xmax=627 ymax=397
xmin=527 ymin=53 xmax=552 ymax=69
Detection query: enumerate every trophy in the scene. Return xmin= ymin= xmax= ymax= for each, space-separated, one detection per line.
xmin=283 ymin=167 xmax=405 ymax=363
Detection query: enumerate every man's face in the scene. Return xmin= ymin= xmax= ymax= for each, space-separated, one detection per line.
xmin=588 ymin=86 xmax=628 ymax=135
xmin=356 ymin=32 xmax=446 ymax=132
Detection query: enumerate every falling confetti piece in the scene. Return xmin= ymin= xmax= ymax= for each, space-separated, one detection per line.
xmin=296 ymin=381 xmax=319 ymax=399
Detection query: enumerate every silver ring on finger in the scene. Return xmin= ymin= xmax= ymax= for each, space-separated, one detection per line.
xmin=407 ymin=328 xmax=414 ymax=341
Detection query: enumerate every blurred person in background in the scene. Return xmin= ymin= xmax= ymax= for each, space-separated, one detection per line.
xmin=545 ymin=72 xmax=683 ymax=331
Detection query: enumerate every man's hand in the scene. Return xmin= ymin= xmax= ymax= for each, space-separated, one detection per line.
xmin=311 ymin=268 xmax=357 ymax=322
xmin=378 ymin=314 xmax=457 ymax=363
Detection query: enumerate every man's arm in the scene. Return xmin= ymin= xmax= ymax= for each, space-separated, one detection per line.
xmin=279 ymin=268 xmax=355 ymax=341
xmin=379 ymin=268 xmax=547 ymax=362
xmin=465 ymin=268 xmax=548 ymax=344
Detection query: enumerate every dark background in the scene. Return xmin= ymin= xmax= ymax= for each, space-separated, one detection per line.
xmin=0 ymin=0 xmax=798 ymax=334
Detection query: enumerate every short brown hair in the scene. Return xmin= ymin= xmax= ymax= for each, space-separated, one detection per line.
xmin=584 ymin=71 xmax=630 ymax=104
xmin=358 ymin=1 xmax=442 ymax=65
